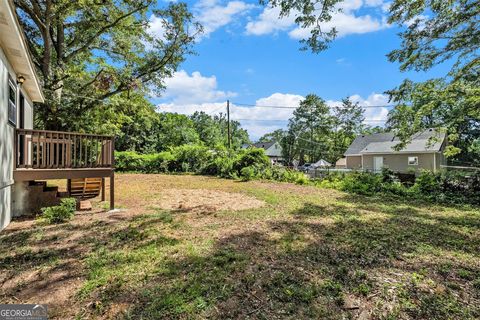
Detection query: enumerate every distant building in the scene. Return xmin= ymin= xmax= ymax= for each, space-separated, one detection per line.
xmin=335 ymin=158 xmax=347 ymax=169
xmin=344 ymin=129 xmax=447 ymax=173
xmin=247 ymin=141 xmax=284 ymax=165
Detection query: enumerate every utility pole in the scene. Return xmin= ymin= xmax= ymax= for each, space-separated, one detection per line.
xmin=227 ymin=100 xmax=231 ymax=148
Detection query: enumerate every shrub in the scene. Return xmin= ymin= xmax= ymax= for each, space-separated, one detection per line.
xmin=145 ymin=151 xmax=174 ymax=173
xmin=39 ymin=198 xmax=76 ymax=224
xmin=169 ymin=145 xmax=213 ymax=173
xmin=233 ymin=148 xmax=270 ymax=174
xmin=411 ymin=170 xmax=442 ymax=195
xmin=341 ymin=172 xmax=383 ymax=196
xmin=115 ymin=151 xmax=149 ymax=172
xmin=240 ymin=166 xmax=256 ymax=181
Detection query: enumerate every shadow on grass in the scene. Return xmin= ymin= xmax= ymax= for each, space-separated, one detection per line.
xmin=2 ymin=194 xmax=480 ymax=319
xmin=114 ymin=198 xmax=480 ymax=319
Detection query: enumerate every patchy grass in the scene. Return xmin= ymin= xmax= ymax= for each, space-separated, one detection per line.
xmin=1 ymin=173 xmax=480 ymax=319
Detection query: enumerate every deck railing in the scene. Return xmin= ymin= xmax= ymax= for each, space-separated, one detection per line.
xmin=15 ymin=129 xmax=114 ymax=170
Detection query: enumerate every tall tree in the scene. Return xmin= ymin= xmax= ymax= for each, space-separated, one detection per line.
xmin=14 ymin=0 xmax=200 ymax=130
xmin=386 ymin=79 xmax=480 ymax=162
xmin=258 ymin=129 xmax=286 ymax=143
xmin=331 ymin=98 xmax=365 ymax=160
xmin=283 ymin=94 xmax=335 ymax=164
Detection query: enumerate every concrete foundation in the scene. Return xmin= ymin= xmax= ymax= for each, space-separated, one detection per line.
xmin=12 ymin=181 xmax=60 ymax=216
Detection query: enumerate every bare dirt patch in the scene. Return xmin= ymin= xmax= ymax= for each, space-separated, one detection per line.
xmin=156 ymin=189 xmax=265 ymax=214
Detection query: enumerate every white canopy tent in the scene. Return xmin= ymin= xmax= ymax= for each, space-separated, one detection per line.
xmin=312 ymin=159 xmax=332 ymax=168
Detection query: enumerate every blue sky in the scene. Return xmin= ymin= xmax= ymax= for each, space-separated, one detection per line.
xmin=152 ymin=0 xmax=448 ymax=140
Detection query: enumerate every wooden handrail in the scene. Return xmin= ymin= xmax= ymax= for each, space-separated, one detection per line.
xmin=14 ymin=129 xmax=114 ymax=170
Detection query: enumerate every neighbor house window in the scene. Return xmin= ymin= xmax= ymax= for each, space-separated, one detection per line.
xmin=7 ymin=76 xmax=17 ymax=126
xmin=408 ymin=156 xmax=418 ymax=165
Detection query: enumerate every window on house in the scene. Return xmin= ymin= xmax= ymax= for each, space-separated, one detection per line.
xmin=408 ymin=156 xmax=418 ymax=165
xmin=8 ymin=76 xmax=17 ymax=126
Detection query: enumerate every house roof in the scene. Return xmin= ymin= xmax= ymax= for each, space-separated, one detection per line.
xmin=345 ymin=129 xmax=446 ymax=155
xmin=253 ymin=141 xmax=276 ymax=150
xmin=0 ymin=0 xmax=44 ymax=102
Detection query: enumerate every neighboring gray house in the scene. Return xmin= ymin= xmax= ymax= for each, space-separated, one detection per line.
xmin=344 ymin=129 xmax=447 ymax=173
xmin=251 ymin=141 xmax=284 ymax=164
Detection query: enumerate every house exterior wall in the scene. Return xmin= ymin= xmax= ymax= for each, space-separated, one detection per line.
xmin=265 ymin=142 xmax=283 ymax=157
xmin=0 ymin=46 xmax=35 ymax=230
xmin=0 ymin=46 xmax=15 ymax=230
xmin=362 ymin=153 xmax=441 ymax=173
xmin=346 ymin=155 xmax=362 ymax=169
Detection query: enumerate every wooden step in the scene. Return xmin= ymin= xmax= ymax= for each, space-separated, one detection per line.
xmin=68 ymin=178 xmax=102 ymax=199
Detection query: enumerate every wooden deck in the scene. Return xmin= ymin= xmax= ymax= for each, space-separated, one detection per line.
xmin=14 ymin=129 xmax=115 ymax=209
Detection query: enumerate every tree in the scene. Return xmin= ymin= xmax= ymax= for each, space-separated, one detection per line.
xmin=14 ymin=0 xmax=201 ymax=130
xmin=331 ymin=98 xmax=365 ymax=160
xmin=96 ymin=92 xmax=160 ymax=153
xmin=283 ymin=94 xmax=335 ymax=164
xmin=258 ymin=129 xmax=286 ymax=143
xmin=387 ymin=0 xmax=479 ymax=79
xmin=190 ymin=112 xmax=250 ymax=149
xmin=154 ymin=113 xmax=200 ymax=150
xmin=385 ymin=0 xmax=480 ymax=158
xmin=386 ymin=79 xmax=480 ymax=163
xmin=191 ymin=112 xmax=224 ymax=148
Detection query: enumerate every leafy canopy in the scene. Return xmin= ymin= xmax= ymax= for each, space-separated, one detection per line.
xmin=15 ymin=0 xmax=201 ymax=130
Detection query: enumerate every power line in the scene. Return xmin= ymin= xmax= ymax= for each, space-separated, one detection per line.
xmin=232 ymin=101 xmax=394 ymax=109
xmin=232 ymin=118 xmax=387 ymax=123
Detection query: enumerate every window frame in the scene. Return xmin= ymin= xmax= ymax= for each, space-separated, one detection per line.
xmin=7 ymin=75 xmax=17 ymax=126
xmin=408 ymin=156 xmax=418 ymax=166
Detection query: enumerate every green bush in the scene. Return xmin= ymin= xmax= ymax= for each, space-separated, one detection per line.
xmin=169 ymin=145 xmax=213 ymax=173
xmin=341 ymin=172 xmax=383 ymax=196
xmin=145 ymin=151 xmax=175 ymax=173
xmin=411 ymin=170 xmax=442 ymax=195
xmin=115 ymin=151 xmax=150 ymax=172
xmin=39 ymin=198 xmax=76 ymax=224
xmin=233 ymin=148 xmax=270 ymax=174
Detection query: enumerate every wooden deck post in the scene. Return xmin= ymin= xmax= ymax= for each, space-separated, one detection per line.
xmin=101 ymin=177 xmax=105 ymax=202
xmin=109 ymin=174 xmax=114 ymax=210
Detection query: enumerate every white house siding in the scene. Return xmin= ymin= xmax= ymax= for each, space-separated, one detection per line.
xmin=0 ymin=46 xmax=15 ymax=230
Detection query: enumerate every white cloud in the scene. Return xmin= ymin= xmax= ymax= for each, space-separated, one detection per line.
xmin=327 ymin=92 xmax=390 ymax=124
xmin=157 ymin=89 xmax=390 ymax=139
xmin=245 ymin=7 xmax=295 ymax=35
xmin=147 ymin=14 xmax=167 ymax=42
xmin=160 ymin=70 xmax=237 ymax=104
xmin=246 ymin=0 xmax=389 ymax=39
xmin=195 ymin=0 xmax=255 ymax=36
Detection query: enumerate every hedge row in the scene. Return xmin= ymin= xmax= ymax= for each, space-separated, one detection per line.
xmin=115 ymin=145 xmax=308 ymax=184
xmin=314 ymin=169 xmax=480 ymax=205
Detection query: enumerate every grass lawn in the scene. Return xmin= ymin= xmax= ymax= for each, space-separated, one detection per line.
xmin=1 ymin=173 xmax=480 ymax=319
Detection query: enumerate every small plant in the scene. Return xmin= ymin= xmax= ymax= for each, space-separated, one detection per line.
xmin=39 ymin=198 xmax=76 ymax=224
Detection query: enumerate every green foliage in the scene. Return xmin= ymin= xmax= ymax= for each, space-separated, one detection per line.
xmin=169 ymin=145 xmax=213 ymax=173
xmin=39 ymin=198 xmax=76 ymax=224
xmin=341 ymin=172 xmax=383 ymax=196
xmin=411 ymin=170 xmax=442 ymax=195
xmin=233 ymin=148 xmax=270 ymax=173
xmin=281 ymin=95 xmax=369 ymax=165
xmin=15 ymin=1 xmax=200 ymax=131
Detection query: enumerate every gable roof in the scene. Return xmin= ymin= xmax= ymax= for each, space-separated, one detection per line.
xmin=345 ymin=129 xmax=446 ymax=155
xmin=253 ymin=141 xmax=276 ymax=150
xmin=0 ymin=0 xmax=44 ymax=102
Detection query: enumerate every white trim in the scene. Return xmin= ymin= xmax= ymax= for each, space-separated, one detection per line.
xmin=407 ymin=156 xmax=419 ymax=166
xmin=433 ymin=153 xmax=437 ymax=172
xmin=361 ymin=154 xmax=364 ymax=169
